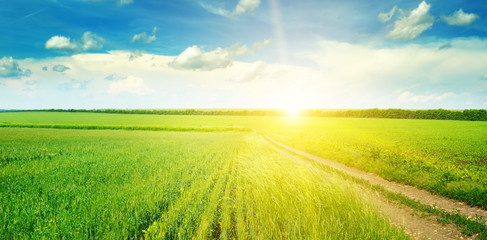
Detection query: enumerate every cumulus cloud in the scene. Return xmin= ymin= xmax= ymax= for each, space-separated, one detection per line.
xmin=5 ymin=43 xmax=487 ymax=109
xmin=202 ymin=0 xmax=260 ymax=17
xmin=45 ymin=32 xmax=104 ymax=52
xmin=45 ymin=36 xmax=78 ymax=51
xmin=441 ymin=9 xmax=479 ymax=26
xmin=234 ymin=61 xmax=267 ymax=82
xmin=128 ymin=50 xmax=145 ymax=61
xmin=59 ymin=79 xmax=89 ymax=91
xmin=232 ymin=0 xmax=260 ymax=16
xmin=170 ymin=40 xmax=270 ymax=71
xmin=0 ymin=56 xmax=32 ymax=79
xmin=131 ymin=27 xmax=158 ymax=44
xmin=107 ymin=75 xmax=153 ymax=95
xmin=397 ymin=91 xmax=456 ymax=103
xmin=386 ymin=1 xmax=434 ymax=40
xmin=378 ymin=6 xmax=397 ymax=23
xmin=169 ymin=45 xmax=241 ymax=70
xmin=52 ymin=64 xmax=70 ymax=72
xmin=81 ymin=32 xmax=104 ymax=50
xmin=308 ymin=38 xmax=487 ymax=102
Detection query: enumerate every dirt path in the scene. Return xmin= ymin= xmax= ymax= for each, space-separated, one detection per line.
xmin=261 ymin=135 xmax=485 ymax=240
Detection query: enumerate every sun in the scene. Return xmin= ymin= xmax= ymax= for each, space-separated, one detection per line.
xmin=285 ymin=105 xmax=303 ymax=117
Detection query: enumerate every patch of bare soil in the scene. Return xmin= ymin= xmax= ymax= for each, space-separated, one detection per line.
xmin=262 ymin=135 xmax=484 ymax=240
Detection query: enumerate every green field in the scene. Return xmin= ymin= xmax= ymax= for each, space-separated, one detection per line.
xmin=1 ymin=112 xmax=486 ymax=238
xmin=0 ymin=127 xmax=406 ymax=239
xmin=262 ymin=117 xmax=487 ymax=208
xmin=2 ymin=112 xmax=486 ymax=207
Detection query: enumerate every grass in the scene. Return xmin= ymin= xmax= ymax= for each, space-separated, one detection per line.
xmin=1 ymin=128 xmax=242 ymax=238
xmin=0 ymin=123 xmax=251 ymax=133
xmin=0 ymin=111 xmax=254 ymax=127
xmin=264 ymin=135 xmax=487 ymax=238
xmin=2 ymin=111 xmax=486 ymax=238
xmin=259 ymin=117 xmax=487 ymax=209
xmin=0 ymin=128 xmax=408 ymax=239
xmin=2 ymin=112 xmax=486 ymax=208
xmin=144 ymin=135 xmax=407 ymax=239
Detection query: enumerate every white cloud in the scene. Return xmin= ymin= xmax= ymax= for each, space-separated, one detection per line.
xmin=170 ymin=40 xmax=269 ymax=71
xmin=378 ymin=6 xmax=397 ymax=23
xmin=0 ymin=56 xmax=32 ymax=79
xmin=45 ymin=36 xmax=78 ymax=52
xmin=307 ymin=38 xmax=487 ymax=100
xmin=200 ymin=4 xmax=229 ymax=17
xmin=397 ymin=91 xmax=456 ymax=103
xmin=81 ymin=32 xmax=104 ymax=51
xmin=169 ymin=45 xmax=242 ymax=70
xmin=232 ymin=0 xmax=260 ymax=16
xmin=7 ymin=38 xmax=487 ymax=109
xmin=441 ymin=9 xmax=479 ymax=26
xmin=131 ymin=27 xmax=158 ymax=44
xmin=252 ymin=39 xmax=272 ymax=51
xmin=105 ymin=74 xmax=126 ymax=81
xmin=52 ymin=64 xmax=70 ymax=72
xmin=386 ymin=1 xmax=434 ymax=40
xmin=107 ymin=75 xmax=153 ymax=95
xmin=128 ymin=50 xmax=145 ymax=61
xmin=45 ymin=32 xmax=104 ymax=52
xmin=234 ymin=61 xmax=267 ymax=82
xmin=201 ymin=0 xmax=260 ymax=17
xmin=59 ymin=79 xmax=89 ymax=91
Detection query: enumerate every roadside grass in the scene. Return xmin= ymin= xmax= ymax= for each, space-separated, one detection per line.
xmin=260 ymin=117 xmax=487 ymax=209
xmin=264 ymin=136 xmax=487 ymax=239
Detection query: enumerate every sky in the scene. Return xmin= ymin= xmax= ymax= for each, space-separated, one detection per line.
xmin=1 ymin=0 xmax=487 ymax=109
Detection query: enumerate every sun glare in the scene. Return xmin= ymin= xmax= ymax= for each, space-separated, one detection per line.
xmin=285 ymin=106 xmax=302 ymax=117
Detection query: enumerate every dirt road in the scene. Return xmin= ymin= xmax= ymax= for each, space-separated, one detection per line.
xmin=262 ymin=135 xmax=485 ymax=240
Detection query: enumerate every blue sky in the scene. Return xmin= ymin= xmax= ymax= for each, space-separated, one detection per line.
xmin=1 ymin=0 xmax=487 ymax=109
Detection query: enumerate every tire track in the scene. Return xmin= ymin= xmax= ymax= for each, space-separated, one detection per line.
xmin=261 ymin=135 xmax=485 ymax=240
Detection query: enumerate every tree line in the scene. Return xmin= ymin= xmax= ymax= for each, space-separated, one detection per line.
xmin=9 ymin=108 xmax=487 ymax=121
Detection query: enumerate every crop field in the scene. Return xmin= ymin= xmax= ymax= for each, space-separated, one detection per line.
xmin=261 ymin=117 xmax=487 ymax=209
xmin=0 ymin=124 xmax=406 ymax=239
xmin=1 ymin=112 xmax=486 ymax=239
